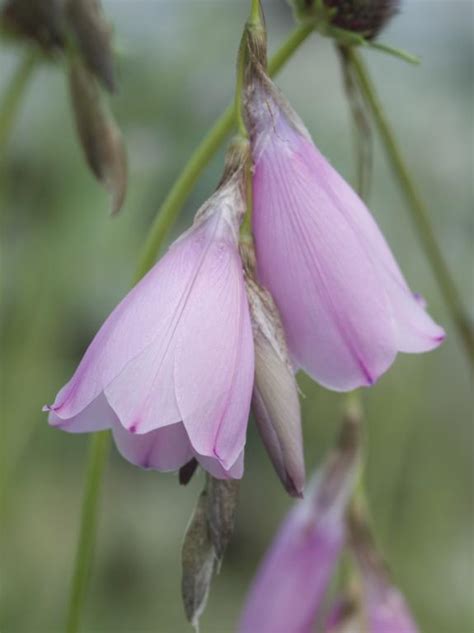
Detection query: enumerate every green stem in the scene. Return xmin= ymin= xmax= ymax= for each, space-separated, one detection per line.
xmin=348 ymin=48 xmax=474 ymax=365
xmin=66 ymin=432 xmax=110 ymax=633
xmin=134 ymin=21 xmax=314 ymax=281
xmin=0 ymin=49 xmax=38 ymax=151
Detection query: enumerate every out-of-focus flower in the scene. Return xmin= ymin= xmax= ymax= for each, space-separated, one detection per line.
xmin=69 ymin=60 xmax=127 ymax=215
xmin=238 ymin=416 xmax=360 ymax=633
xmin=347 ymin=506 xmax=419 ymax=633
xmin=291 ymin=0 xmax=400 ymax=39
xmin=244 ymin=44 xmax=444 ymax=392
xmin=44 ymin=143 xmax=254 ymax=479
xmin=242 ymin=241 xmax=305 ymax=498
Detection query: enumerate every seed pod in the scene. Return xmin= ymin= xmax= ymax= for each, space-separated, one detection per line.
xmin=66 ymin=0 xmax=115 ymax=91
xmin=68 ymin=59 xmax=127 ymax=214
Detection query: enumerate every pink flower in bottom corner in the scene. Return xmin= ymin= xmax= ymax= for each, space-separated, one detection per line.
xmin=244 ymin=70 xmax=445 ymax=392
xmin=44 ymin=166 xmax=254 ymax=479
xmin=238 ymin=419 xmax=360 ymax=633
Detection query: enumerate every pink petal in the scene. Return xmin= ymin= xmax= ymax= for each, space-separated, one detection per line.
xmin=111 ymin=420 xmax=194 ymax=471
xmin=46 ymin=392 xmax=116 ymax=432
xmin=174 ymin=237 xmax=254 ymax=470
xmin=238 ymin=425 xmax=359 ymax=633
xmin=315 ymin=152 xmax=445 ymax=352
xmin=251 ymin=98 xmax=443 ymax=391
xmin=253 ymin=116 xmax=396 ymax=391
xmin=196 ymin=450 xmax=244 ymax=480
xmin=47 ymin=229 xmax=203 ymax=422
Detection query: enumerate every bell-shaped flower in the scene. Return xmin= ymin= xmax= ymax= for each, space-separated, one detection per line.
xmin=238 ymin=416 xmax=360 ymax=633
xmin=242 ymin=241 xmax=305 ymax=498
xmin=44 ymin=145 xmax=254 ymax=479
xmin=244 ymin=61 xmax=444 ymax=391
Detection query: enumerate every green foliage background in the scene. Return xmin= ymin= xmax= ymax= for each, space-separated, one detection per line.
xmin=1 ymin=1 xmax=472 ymax=632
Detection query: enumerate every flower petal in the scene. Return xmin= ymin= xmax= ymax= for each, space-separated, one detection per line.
xmin=316 ymin=152 xmax=445 ymax=352
xmin=175 ymin=239 xmax=254 ymax=470
xmin=253 ymin=116 xmax=397 ymax=391
xmin=111 ymin=420 xmax=193 ymax=471
xmin=47 ymin=230 xmax=203 ymax=421
xmin=46 ymin=392 xmax=115 ymax=432
xmin=196 ymin=450 xmax=244 ymax=480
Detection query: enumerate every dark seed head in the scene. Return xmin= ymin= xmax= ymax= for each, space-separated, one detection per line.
xmin=293 ymin=0 xmax=400 ymax=39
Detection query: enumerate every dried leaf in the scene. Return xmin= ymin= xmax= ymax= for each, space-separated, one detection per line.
xmin=69 ymin=59 xmax=127 ymax=214
xmin=206 ymin=476 xmax=239 ymax=561
xmin=181 ymin=490 xmax=216 ymax=629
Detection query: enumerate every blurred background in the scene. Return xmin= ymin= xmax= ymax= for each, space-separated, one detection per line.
xmin=1 ymin=1 xmax=473 ymax=631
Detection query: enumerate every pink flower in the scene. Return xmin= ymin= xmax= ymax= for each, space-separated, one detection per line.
xmin=245 ymin=74 xmax=445 ymax=391
xmin=44 ymin=165 xmax=254 ymax=479
xmin=238 ymin=418 xmax=359 ymax=633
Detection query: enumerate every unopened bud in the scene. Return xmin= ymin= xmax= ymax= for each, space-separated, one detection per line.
xmin=292 ymin=0 xmax=400 ymax=39
xmin=69 ymin=59 xmax=127 ymax=214
xmin=242 ymin=244 xmax=305 ymax=498
xmin=181 ymin=490 xmax=216 ymax=629
xmin=66 ymin=0 xmax=115 ymax=91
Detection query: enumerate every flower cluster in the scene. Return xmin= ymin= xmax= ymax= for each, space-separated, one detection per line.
xmin=44 ymin=20 xmax=443 ymax=488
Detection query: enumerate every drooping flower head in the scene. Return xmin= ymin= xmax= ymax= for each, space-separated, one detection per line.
xmin=238 ymin=415 xmax=360 ymax=633
xmin=243 ymin=28 xmax=444 ymax=392
xmin=44 ymin=140 xmax=254 ymax=479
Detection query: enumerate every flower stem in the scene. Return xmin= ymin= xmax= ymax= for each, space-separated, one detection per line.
xmin=65 ymin=432 xmax=110 ymax=633
xmin=134 ymin=21 xmax=314 ymax=281
xmin=348 ymin=48 xmax=474 ymax=365
xmin=0 ymin=49 xmax=38 ymax=151
xmin=66 ymin=21 xmax=315 ymax=633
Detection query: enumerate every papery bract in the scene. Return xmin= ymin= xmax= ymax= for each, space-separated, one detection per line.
xmin=245 ymin=72 xmax=444 ymax=391
xmin=242 ymin=243 xmax=305 ymax=498
xmin=238 ymin=418 xmax=359 ymax=633
xmin=44 ymin=161 xmax=254 ymax=479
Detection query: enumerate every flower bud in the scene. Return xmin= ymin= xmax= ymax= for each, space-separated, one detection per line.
xmin=68 ymin=59 xmax=127 ymax=214
xmin=242 ymin=243 xmax=305 ymax=498
xmin=292 ymin=0 xmax=400 ymax=39
xmin=65 ymin=0 xmax=115 ymax=91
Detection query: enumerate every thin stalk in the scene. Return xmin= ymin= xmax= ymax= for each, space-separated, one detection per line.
xmin=135 ymin=21 xmax=314 ymax=281
xmin=65 ymin=432 xmax=110 ymax=633
xmin=348 ymin=48 xmax=474 ymax=365
xmin=0 ymin=49 xmax=38 ymax=151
